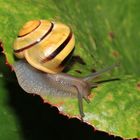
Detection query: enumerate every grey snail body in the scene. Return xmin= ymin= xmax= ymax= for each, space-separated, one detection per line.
xmin=13 ymin=20 xmax=118 ymax=120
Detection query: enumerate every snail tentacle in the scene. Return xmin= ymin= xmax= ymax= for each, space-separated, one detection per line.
xmin=83 ymin=63 xmax=119 ymax=83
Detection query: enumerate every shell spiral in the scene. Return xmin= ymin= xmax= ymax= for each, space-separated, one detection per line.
xmin=13 ymin=20 xmax=75 ymax=74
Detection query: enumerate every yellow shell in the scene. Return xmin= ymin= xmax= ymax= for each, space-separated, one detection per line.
xmin=13 ymin=20 xmax=75 ymax=74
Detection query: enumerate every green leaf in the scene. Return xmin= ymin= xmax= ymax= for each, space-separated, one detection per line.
xmin=0 ymin=0 xmax=140 ymax=139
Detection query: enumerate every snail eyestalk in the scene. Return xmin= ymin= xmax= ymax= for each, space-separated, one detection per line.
xmin=83 ymin=62 xmax=119 ymax=83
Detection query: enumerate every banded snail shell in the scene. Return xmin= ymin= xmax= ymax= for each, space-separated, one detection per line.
xmin=13 ymin=20 xmax=75 ymax=74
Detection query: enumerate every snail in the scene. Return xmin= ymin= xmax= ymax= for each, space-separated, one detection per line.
xmin=13 ymin=20 xmax=118 ymax=120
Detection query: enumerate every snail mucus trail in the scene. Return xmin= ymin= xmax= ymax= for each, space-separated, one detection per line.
xmin=13 ymin=20 xmax=118 ymax=120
